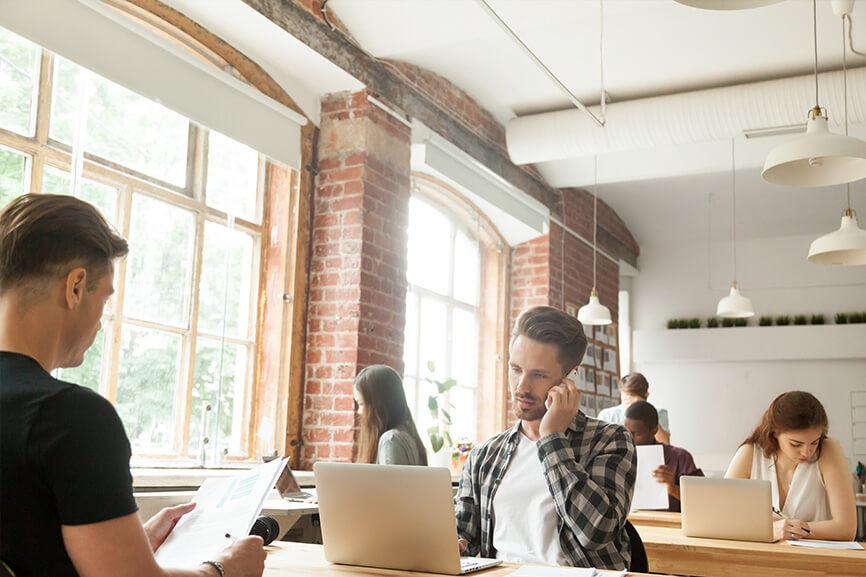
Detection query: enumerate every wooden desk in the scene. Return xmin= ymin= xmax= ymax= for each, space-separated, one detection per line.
xmin=264 ymin=541 xmax=662 ymax=577
xmin=627 ymin=511 xmax=681 ymax=529
xmin=637 ymin=525 xmax=866 ymax=577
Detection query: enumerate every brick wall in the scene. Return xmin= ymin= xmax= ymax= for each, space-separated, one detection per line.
xmin=302 ymin=89 xmax=411 ymax=467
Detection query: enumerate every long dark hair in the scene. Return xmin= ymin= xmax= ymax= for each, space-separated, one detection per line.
xmin=743 ymin=391 xmax=829 ymax=459
xmin=354 ymin=365 xmax=427 ymax=465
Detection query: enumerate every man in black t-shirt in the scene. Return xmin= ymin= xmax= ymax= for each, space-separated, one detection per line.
xmin=0 ymin=194 xmax=265 ymax=577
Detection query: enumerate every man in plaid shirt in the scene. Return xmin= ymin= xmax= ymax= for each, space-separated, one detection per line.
xmin=455 ymin=306 xmax=636 ymax=570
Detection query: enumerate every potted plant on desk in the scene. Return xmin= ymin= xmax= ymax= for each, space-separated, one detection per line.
xmin=424 ymin=363 xmax=457 ymax=469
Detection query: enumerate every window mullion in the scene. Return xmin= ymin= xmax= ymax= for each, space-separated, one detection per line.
xmin=178 ymin=128 xmax=207 ymax=458
xmin=105 ymin=181 xmax=134 ymax=403
xmin=34 ymin=51 xmax=52 ymax=145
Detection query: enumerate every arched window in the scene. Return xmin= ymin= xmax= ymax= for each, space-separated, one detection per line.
xmin=403 ymin=174 xmax=510 ymax=445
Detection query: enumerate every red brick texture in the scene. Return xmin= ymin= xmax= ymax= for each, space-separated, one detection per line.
xmin=302 ymin=90 xmax=411 ymax=467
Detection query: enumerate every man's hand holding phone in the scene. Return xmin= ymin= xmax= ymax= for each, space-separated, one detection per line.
xmin=539 ymin=375 xmax=581 ymax=439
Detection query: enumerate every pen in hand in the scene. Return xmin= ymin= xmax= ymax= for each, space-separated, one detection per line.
xmin=225 ymin=533 xmax=237 ymax=544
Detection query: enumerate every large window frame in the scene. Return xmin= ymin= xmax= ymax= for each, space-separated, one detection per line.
xmin=404 ymin=174 xmax=511 ymax=443
xmin=0 ymin=39 xmax=299 ymax=466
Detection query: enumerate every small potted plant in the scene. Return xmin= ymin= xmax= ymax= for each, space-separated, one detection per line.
xmin=667 ymin=319 xmax=679 ymax=329
xmin=794 ymin=315 xmax=808 ymax=326
xmin=810 ymin=314 xmax=825 ymax=325
xmin=775 ymin=316 xmax=791 ymax=326
xmin=424 ymin=363 xmax=456 ymax=467
xmin=835 ymin=313 xmax=849 ymax=324
xmin=734 ymin=318 xmax=748 ymax=327
xmin=850 ymin=312 xmax=864 ymax=324
xmin=759 ymin=316 xmax=773 ymax=326
xmin=721 ymin=318 xmax=735 ymax=328
xmin=677 ymin=319 xmax=689 ymax=329
xmin=706 ymin=317 xmax=719 ymax=328
xmin=688 ymin=318 xmax=701 ymax=329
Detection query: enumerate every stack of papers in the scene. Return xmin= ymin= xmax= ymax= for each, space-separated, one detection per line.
xmin=786 ymin=540 xmax=863 ymax=550
xmin=509 ymin=566 xmax=627 ymax=577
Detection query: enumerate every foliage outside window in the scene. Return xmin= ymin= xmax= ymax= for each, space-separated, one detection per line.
xmin=0 ymin=27 xmax=287 ymax=465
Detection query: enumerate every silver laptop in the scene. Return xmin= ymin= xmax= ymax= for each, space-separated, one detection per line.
xmin=275 ymin=460 xmax=314 ymax=501
xmin=314 ymin=462 xmax=502 ymax=575
xmin=681 ymin=477 xmax=774 ymax=542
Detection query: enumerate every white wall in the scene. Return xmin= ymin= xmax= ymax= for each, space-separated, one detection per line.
xmin=629 ymin=232 xmax=866 ymax=475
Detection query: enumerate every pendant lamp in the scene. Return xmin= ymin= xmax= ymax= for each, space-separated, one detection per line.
xmin=674 ymin=0 xmax=783 ymax=9
xmin=717 ymin=139 xmax=755 ymax=319
xmin=577 ymin=157 xmax=612 ymax=326
xmin=807 ymin=1 xmax=866 ymax=265
xmin=762 ymin=0 xmax=866 ymax=187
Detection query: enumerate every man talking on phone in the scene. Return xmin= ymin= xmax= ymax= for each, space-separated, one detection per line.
xmin=455 ymin=306 xmax=636 ymax=570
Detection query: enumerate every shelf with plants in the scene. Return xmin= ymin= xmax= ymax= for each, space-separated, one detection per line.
xmin=635 ymin=323 xmax=866 ymax=364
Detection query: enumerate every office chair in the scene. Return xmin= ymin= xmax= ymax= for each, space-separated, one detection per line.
xmin=625 ymin=520 xmax=649 ymax=573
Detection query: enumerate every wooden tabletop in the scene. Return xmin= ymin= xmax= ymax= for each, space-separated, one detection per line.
xmin=264 ymin=542 xmax=661 ymax=577
xmin=636 ymin=525 xmax=866 ymax=577
xmin=627 ymin=510 xmax=681 ymax=529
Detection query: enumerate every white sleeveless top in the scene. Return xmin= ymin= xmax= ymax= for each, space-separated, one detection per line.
xmin=750 ymin=447 xmax=831 ymax=522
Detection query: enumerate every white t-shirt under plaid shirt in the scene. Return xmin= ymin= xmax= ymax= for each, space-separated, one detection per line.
xmin=492 ymin=431 xmax=569 ymax=565
xmin=455 ymin=413 xmax=636 ymax=570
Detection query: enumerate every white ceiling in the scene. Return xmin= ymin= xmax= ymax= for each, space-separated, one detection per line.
xmin=328 ymin=0 xmax=866 ymax=123
xmin=328 ymin=0 xmax=866 ymax=245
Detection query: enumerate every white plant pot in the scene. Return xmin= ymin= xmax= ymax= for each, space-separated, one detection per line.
xmin=428 ymin=447 xmax=452 ymax=469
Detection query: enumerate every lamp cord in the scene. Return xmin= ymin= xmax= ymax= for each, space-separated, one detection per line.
xmin=842 ymin=12 xmax=852 ymax=209
xmin=813 ymin=0 xmax=819 ymax=109
xmin=731 ymin=138 xmax=737 ymax=286
xmin=593 ymin=155 xmax=598 ymax=290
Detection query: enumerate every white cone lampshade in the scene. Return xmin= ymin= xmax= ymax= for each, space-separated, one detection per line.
xmin=716 ymin=283 xmax=755 ymax=318
xmin=675 ymin=0 xmax=783 ymax=9
xmin=808 ymin=209 xmax=866 ymax=265
xmin=762 ymin=112 xmax=866 ymax=187
xmin=577 ymin=288 xmax=612 ymax=326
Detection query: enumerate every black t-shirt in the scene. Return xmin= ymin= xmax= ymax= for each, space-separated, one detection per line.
xmin=0 ymin=352 xmax=138 ymax=576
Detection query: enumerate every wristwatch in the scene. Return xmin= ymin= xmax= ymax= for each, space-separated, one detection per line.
xmin=201 ymin=560 xmax=226 ymax=577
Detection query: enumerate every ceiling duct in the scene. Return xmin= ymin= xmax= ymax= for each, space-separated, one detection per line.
xmin=506 ymin=68 xmax=866 ymax=166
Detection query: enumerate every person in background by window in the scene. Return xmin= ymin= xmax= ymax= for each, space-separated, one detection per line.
xmin=623 ymin=401 xmax=703 ymax=512
xmin=0 ymin=194 xmax=265 ymax=577
xmin=354 ymin=365 xmax=428 ymax=466
xmin=455 ymin=306 xmax=635 ymax=570
xmin=598 ymin=372 xmax=671 ymax=444
xmin=725 ymin=391 xmax=856 ymax=542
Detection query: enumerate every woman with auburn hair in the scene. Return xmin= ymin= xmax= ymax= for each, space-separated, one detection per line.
xmin=353 ymin=365 xmax=427 ymax=466
xmin=726 ymin=391 xmax=856 ymax=541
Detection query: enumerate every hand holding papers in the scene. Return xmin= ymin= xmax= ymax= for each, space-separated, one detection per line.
xmin=631 ymin=444 xmax=669 ymax=511
xmin=155 ymin=458 xmax=288 ymax=568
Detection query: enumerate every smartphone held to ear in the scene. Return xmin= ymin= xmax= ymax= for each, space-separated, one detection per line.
xmin=546 ymin=369 xmax=580 ymax=409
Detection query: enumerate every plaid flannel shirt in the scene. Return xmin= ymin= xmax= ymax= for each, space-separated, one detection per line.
xmin=455 ymin=412 xmax=636 ymax=570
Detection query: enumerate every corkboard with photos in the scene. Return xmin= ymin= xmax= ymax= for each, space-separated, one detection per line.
xmin=565 ymin=304 xmax=621 ymax=418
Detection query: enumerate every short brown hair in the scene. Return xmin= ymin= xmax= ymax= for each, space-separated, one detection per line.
xmin=620 ymin=373 xmax=649 ymax=398
xmin=743 ymin=391 xmax=829 ymax=459
xmin=0 ymin=194 xmax=128 ymax=291
xmin=511 ymin=306 xmax=587 ymax=375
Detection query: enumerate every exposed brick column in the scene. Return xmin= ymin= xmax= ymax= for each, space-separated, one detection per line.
xmin=302 ymin=90 xmax=411 ymax=467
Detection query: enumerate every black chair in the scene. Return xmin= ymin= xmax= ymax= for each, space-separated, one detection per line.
xmin=625 ymin=520 xmax=649 ymax=573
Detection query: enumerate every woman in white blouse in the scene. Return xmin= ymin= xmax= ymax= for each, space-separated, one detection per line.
xmin=726 ymin=391 xmax=856 ymax=541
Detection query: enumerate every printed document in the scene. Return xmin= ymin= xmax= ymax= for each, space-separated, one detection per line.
xmin=155 ymin=458 xmax=288 ymax=568
xmin=630 ymin=444 xmax=668 ymax=511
